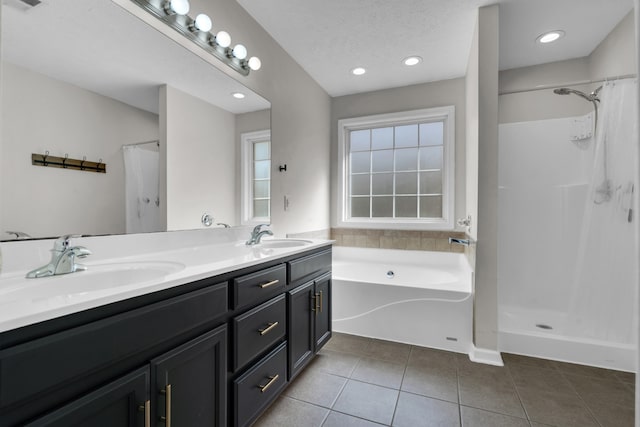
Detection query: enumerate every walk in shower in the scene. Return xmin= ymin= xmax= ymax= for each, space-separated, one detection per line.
xmin=123 ymin=141 xmax=162 ymax=234
xmin=498 ymin=78 xmax=638 ymax=371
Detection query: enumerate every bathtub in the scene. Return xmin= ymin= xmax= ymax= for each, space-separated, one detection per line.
xmin=332 ymin=246 xmax=473 ymax=354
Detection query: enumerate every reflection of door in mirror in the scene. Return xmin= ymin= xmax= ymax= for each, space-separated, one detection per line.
xmin=123 ymin=142 xmax=162 ymax=234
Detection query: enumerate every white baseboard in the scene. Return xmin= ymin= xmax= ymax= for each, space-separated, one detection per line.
xmin=469 ymin=345 xmax=504 ymax=366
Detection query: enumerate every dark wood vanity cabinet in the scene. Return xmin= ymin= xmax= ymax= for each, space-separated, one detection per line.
xmin=0 ymin=245 xmax=332 ymax=427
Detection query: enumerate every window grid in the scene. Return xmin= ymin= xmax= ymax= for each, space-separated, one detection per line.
xmin=252 ymin=141 xmax=271 ymax=219
xmin=348 ymin=121 xmax=444 ymax=219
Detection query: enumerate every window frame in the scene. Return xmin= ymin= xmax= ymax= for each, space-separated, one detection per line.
xmin=336 ymin=106 xmax=455 ymax=230
xmin=240 ymin=129 xmax=271 ymax=225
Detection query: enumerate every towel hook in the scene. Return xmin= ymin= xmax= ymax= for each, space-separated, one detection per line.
xmin=43 ymin=150 xmax=49 ymax=167
xmin=62 ymin=153 xmax=69 ymax=168
xmin=80 ymin=156 xmax=86 ymax=171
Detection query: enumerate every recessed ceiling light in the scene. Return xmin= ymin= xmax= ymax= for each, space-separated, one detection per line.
xmin=536 ymin=30 xmax=565 ymax=44
xmin=232 ymin=92 xmax=245 ymax=99
xmin=351 ymin=67 xmax=366 ymax=76
xmin=403 ymin=56 xmax=422 ymax=66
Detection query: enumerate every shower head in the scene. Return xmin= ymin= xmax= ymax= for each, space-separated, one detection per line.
xmin=553 ymin=87 xmax=600 ymax=103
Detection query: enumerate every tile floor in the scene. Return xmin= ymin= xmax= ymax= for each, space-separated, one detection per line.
xmin=254 ymin=333 xmax=635 ymax=427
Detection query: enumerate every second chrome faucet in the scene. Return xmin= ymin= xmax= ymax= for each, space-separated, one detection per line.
xmin=246 ymin=224 xmax=273 ymax=245
xmin=26 ymin=235 xmax=92 ymax=278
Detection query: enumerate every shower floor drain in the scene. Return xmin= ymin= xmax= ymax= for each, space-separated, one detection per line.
xmin=535 ymin=323 xmax=553 ymax=330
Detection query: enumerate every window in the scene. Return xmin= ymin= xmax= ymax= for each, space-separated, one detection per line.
xmin=336 ymin=106 xmax=455 ymax=230
xmin=241 ymin=130 xmax=271 ymax=224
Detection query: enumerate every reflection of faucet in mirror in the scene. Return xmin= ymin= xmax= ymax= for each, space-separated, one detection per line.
xmin=26 ymin=235 xmax=92 ymax=278
xmin=246 ymin=224 xmax=273 ymax=245
xmin=216 ymin=223 xmax=230 ymax=228
xmin=5 ymin=231 xmax=32 ymax=240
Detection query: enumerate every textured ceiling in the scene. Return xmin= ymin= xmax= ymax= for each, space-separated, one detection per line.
xmin=237 ymin=0 xmax=634 ymax=97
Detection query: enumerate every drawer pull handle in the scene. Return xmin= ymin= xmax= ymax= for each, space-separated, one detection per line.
xmin=138 ymin=400 xmax=150 ymax=427
xmin=258 ymin=321 xmax=279 ymax=335
xmin=258 ymin=374 xmax=280 ymax=393
xmin=160 ymin=384 xmax=172 ymax=427
xmin=314 ymin=292 xmax=321 ymax=315
xmin=319 ymin=290 xmax=323 ymax=313
xmin=259 ymin=279 xmax=280 ymax=289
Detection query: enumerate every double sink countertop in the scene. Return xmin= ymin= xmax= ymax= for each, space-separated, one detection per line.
xmin=0 ymin=228 xmax=332 ymax=333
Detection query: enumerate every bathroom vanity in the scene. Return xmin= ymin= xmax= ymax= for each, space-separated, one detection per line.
xmin=0 ymin=235 xmax=332 ymax=427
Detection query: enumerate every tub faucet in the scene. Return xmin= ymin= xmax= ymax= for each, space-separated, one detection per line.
xmin=448 ymin=237 xmax=470 ymax=247
xmin=246 ymin=224 xmax=273 ymax=245
xmin=26 ymin=234 xmax=92 ymax=278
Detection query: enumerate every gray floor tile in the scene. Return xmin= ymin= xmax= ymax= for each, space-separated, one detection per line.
xmin=458 ymin=373 xmax=526 ymax=418
xmin=408 ymin=346 xmax=457 ymax=370
xmin=565 ymin=373 xmax=635 ymax=408
xmin=460 ymin=406 xmax=529 ymax=427
xmin=456 ymin=354 xmax=512 ymax=381
xmin=322 ymin=411 xmax=386 ymax=427
xmin=392 ymin=391 xmax=460 ymax=427
xmin=366 ymin=339 xmax=412 ymax=363
xmin=502 ymin=353 xmax=558 ymax=370
xmin=553 ymin=361 xmax=619 ymax=380
xmin=311 ymin=349 xmax=362 ymax=377
xmin=324 ymin=333 xmax=373 ymax=356
xmin=333 ymin=380 xmax=399 ymax=425
xmin=517 ymin=387 xmax=599 ymax=427
xmin=254 ymin=396 xmax=329 ymax=427
xmin=351 ymin=357 xmax=406 ymax=389
xmin=508 ymin=363 xmax=575 ymax=395
xmin=401 ymin=364 xmax=459 ymax=403
xmin=283 ymin=369 xmax=347 ymax=408
xmin=588 ymin=400 xmax=635 ymax=427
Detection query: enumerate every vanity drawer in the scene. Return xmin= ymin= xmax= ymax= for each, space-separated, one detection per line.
xmin=232 ymin=294 xmax=286 ymax=371
xmin=0 ymin=282 xmax=228 ymax=409
xmin=232 ymin=263 xmax=286 ymax=309
xmin=234 ymin=342 xmax=287 ymax=427
xmin=287 ymin=249 xmax=332 ymax=284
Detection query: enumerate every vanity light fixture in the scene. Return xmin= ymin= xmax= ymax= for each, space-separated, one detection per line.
xmin=536 ymin=30 xmax=565 ymax=44
xmin=403 ymin=56 xmax=422 ymax=66
xmin=351 ymin=67 xmax=366 ymax=76
xmin=232 ymin=92 xmax=246 ymax=99
xmin=130 ymin=0 xmax=261 ymax=76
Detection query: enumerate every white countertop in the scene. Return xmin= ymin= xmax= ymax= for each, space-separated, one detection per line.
xmin=0 ymin=229 xmax=332 ymax=334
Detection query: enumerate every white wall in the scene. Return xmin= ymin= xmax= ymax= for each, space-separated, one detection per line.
xmin=1 ymin=62 xmax=159 ymax=238
xmin=161 ymin=85 xmax=236 ymax=230
xmin=465 ymin=17 xmax=479 ymax=242
xmin=330 ymin=78 xmax=467 ymax=228
xmin=472 ymin=4 xmax=500 ymax=351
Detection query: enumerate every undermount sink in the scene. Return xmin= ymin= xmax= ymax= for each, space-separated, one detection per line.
xmin=0 ymin=261 xmax=186 ymax=300
xmin=256 ymin=239 xmax=313 ymax=249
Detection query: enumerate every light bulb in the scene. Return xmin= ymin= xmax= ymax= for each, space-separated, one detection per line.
xmin=194 ymin=14 xmax=212 ymax=32
xmin=215 ymin=31 xmax=231 ymax=48
xmin=165 ymin=0 xmax=189 ymax=15
xmin=403 ymin=56 xmax=422 ymax=66
xmin=536 ymin=30 xmax=565 ymax=44
xmin=232 ymin=44 xmax=248 ymax=60
xmin=248 ymin=57 xmax=262 ymax=71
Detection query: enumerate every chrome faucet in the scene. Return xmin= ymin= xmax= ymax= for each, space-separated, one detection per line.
xmin=26 ymin=235 xmax=92 ymax=278
xmin=246 ymin=224 xmax=273 ymax=245
xmin=449 ymin=237 xmax=470 ymax=247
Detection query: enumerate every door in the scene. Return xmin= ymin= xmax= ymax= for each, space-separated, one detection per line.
xmin=25 ymin=367 xmax=149 ymax=427
xmin=151 ymin=325 xmax=227 ymax=427
xmin=314 ymin=273 xmax=332 ymax=351
xmin=287 ymin=280 xmax=315 ymax=379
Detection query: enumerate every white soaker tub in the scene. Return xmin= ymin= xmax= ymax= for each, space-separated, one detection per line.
xmin=332 ymin=246 xmax=473 ymax=354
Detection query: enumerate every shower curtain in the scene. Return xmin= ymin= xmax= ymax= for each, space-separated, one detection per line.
xmin=123 ymin=144 xmax=162 ymax=234
xmin=569 ymin=79 xmax=639 ymax=343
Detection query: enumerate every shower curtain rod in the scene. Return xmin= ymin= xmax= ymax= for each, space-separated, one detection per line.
xmin=123 ymin=140 xmax=160 ymax=147
xmin=499 ymin=73 xmax=637 ymax=96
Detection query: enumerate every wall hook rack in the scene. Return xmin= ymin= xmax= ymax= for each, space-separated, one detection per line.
xmin=32 ymin=152 xmax=106 ymax=173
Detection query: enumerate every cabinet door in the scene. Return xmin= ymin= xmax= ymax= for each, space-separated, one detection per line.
xmin=24 ymin=367 xmax=149 ymax=427
xmin=287 ymin=281 xmax=315 ymax=379
xmin=314 ymin=273 xmax=332 ymax=352
xmin=151 ymin=325 xmax=226 ymax=427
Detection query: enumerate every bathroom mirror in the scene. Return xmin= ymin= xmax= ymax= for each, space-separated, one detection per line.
xmin=0 ymin=0 xmax=271 ymax=239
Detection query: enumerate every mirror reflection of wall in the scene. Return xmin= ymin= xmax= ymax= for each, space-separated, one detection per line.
xmin=0 ymin=0 xmax=271 ymax=240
